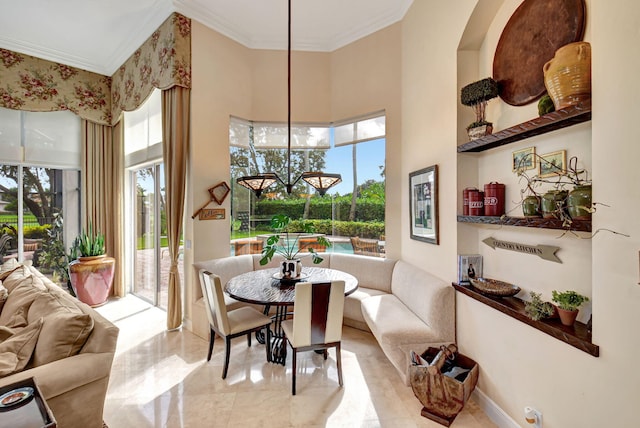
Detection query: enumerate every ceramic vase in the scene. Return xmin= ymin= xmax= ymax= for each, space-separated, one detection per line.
xmin=541 ymin=189 xmax=568 ymax=218
xmin=522 ymin=195 xmax=541 ymax=217
xmin=543 ymin=41 xmax=591 ymax=110
xmin=68 ymin=255 xmax=116 ymax=307
xmin=280 ymin=258 xmax=302 ymax=279
xmin=567 ymin=184 xmax=592 ymax=220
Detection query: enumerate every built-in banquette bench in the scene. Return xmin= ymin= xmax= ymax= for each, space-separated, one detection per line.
xmin=193 ymin=253 xmax=455 ymax=385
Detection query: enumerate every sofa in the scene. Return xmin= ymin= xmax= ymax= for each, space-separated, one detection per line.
xmin=0 ymin=259 xmax=119 ymax=428
xmin=193 ymin=252 xmax=455 ymax=385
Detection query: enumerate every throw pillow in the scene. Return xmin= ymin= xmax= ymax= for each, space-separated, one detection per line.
xmin=0 ymin=317 xmax=43 ymax=377
xmin=0 ymin=284 xmax=43 ymax=326
xmin=0 ymin=258 xmax=19 ymax=279
xmin=1 ymin=265 xmax=34 ymax=293
xmin=27 ymin=291 xmax=94 ymax=366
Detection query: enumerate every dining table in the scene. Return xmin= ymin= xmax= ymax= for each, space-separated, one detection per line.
xmin=225 ymin=266 xmax=358 ymax=365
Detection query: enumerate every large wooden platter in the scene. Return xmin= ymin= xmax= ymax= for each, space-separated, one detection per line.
xmin=493 ymin=0 xmax=585 ymax=106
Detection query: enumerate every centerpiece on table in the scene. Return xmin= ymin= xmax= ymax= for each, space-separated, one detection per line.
xmin=68 ymin=223 xmax=116 ymax=307
xmin=260 ymin=214 xmax=331 ymax=282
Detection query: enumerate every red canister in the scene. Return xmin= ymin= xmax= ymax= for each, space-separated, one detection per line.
xmin=468 ymin=190 xmax=484 ymax=216
xmin=483 ymin=182 xmax=505 ymax=216
xmin=463 ymin=187 xmax=478 ymax=216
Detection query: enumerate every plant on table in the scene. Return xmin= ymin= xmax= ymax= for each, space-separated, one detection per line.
xmin=260 ymin=214 xmax=331 ymax=266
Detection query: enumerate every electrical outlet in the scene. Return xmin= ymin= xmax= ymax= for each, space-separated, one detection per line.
xmin=524 ymin=406 xmax=542 ymax=428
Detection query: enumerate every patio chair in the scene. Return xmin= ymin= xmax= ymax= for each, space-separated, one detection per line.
xmin=298 ymin=237 xmax=327 ymax=252
xmin=233 ymin=239 xmax=264 ymax=255
xmin=350 ymin=236 xmax=383 ymax=257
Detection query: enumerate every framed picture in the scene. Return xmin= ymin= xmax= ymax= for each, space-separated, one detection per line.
xmin=512 ymin=146 xmax=536 ymax=172
xmin=208 ymin=181 xmax=231 ymax=205
xmin=458 ymin=254 xmax=483 ymax=285
xmin=409 ymin=165 xmax=439 ymax=244
xmin=538 ymin=150 xmax=567 ymax=178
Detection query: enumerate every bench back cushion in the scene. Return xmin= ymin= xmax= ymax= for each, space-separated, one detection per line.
xmin=391 ymin=260 xmax=455 ymax=341
xmin=329 ymin=253 xmax=396 ymax=293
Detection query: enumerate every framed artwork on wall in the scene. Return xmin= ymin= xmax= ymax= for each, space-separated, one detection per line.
xmin=538 ymin=150 xmax=567 ymax=178
xmin=409 ymin=165 xmax=439 ymax=244
xmin=512 ymin=146 xmax=536 ymax=172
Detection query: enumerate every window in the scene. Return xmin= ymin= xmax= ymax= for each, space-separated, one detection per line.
xmin=0 ymin=107 xmax=81 ymax=284
xmin=229 ymin=112 xmax=386 ymax=257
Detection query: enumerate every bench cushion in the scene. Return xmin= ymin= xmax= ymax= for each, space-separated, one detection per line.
xmin=329 ymin=253 xmax=396 ymax=293
xmin=361 ymin=294 xmax=449 ymax=384
xmin=343 ymin=287 xmax=387 ymax=331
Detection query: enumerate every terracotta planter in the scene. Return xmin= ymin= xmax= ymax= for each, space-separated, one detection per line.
xmin=543 ymin=42 xmax=591 ymax=110
xmin=68 ymin=255 xmax=116 ymax=307
xmin=557 ymin=307 xmax=579 ymax=327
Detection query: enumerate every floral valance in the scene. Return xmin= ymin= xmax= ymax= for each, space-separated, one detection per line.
xmin=0 ymin=12 xmax=191 ymax=127
xmin=0 ymin=49 xmax=112 ymax=125
xmin=111 ymin=13 xmax=191 ymax=121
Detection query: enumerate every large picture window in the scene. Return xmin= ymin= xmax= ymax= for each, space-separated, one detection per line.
xmin=229 ymin=112 xmax=386 ymax=258
xmin=0 ymin=107 xmax=81 ymax=285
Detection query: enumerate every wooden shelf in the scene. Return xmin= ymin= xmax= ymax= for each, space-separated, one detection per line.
xmin=457 ymin=102 xmax=592 ymax=153
xmin=453 ymin=283 xmax=599 ymax=357
xmin=457 ymin=215 xmax=591 ymax=232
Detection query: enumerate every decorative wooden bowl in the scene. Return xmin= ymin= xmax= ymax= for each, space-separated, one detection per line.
xmin=469 ymin=277 xmax=521 ymax=297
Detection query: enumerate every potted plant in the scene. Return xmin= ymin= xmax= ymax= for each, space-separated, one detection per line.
xmin=260 ymin=214 xmax=331 ymax=279
xmin=460 ymin=77 xmax=499 ymax=140
xmin=552 ymin=290 xmax=589 ymax=326
xmin=68 ymin=223 xmax=116 ymax=307
xmin=524 ymin=292 xmax=556 ymax=321
xmin=38 ymin=213 xmax=76 ymax=295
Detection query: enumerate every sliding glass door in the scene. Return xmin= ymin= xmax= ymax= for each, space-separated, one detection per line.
xmin=131 ymin=163 xmax=168 ymax=308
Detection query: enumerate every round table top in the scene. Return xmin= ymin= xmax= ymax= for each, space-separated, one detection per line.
xmin=225 ymin=267 xmax=358 ymax=306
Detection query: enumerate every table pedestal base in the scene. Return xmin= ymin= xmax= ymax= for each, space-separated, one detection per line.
xmin=256 ymin=305 xmax=291 ymax=365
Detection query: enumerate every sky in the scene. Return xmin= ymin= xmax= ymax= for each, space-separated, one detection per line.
xmin=324 ymin=138 xmax=385 ymax=196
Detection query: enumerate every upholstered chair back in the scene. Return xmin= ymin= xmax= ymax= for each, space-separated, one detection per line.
xmin=288 ymin=281 xmax=345 ymax=347
xmin=199 ymin=270 xmax=231 ymax=335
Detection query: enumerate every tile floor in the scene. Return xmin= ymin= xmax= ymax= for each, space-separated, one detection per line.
xmin=97 ymin=295 xmax=496 ymax=428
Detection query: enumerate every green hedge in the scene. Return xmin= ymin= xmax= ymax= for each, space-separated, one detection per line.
xmin=255 ymin=198 xmax=384 ymax=222
xmin=284 ymin=219 xmax=384 ymax=239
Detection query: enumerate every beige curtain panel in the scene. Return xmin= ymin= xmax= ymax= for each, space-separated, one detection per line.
xmin=81 ymin=120 xmax=125 ymax=297
xmin=162 ymin=87 xmax=190 ymax=330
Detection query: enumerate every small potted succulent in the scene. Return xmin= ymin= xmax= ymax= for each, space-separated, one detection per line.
xmin=260 ymin=214 xmax=331 ymax=280
xmin=524 ymin=292 xmax=556 ymax=321
xmin=552 ymin=290 xmax=589 ymax=326
xmin=460 ymin=77 xmax=499 ymax=140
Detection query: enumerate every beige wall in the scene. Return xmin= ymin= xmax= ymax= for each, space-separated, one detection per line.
xmin=404 ymin=0 xmax=640 ymax=426
xmin=331 ymin=24 xmax=402 ymax=257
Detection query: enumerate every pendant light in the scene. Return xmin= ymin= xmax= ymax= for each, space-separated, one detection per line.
xmin=236 ymin=0 xmax=342 ymax=197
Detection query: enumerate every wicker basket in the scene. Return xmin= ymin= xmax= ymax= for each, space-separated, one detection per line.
xmin=543 ymin=42 xmax=591 ymax=110
xmin=410 ymin=346 xmax=479 ymax=426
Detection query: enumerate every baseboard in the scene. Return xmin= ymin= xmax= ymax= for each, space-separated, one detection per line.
xmin=472 ymin=388 xmax=520 ymax=428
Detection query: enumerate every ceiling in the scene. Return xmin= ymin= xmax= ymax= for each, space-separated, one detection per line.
xmin=0 ymin=0 xmax=413 ymax=76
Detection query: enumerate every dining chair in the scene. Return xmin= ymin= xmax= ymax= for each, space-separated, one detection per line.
xmin=281 ymin=280 xmax=345 ymax=395
xmin=198 ymin=269 xmax=272 ymax=378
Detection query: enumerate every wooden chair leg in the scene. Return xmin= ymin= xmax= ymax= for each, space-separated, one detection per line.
xmin=291 ymin=347 xmax=297 ymax=395
xmin=247 ymin=332 xmax=252 ymax=347
xmin=222 ymin=336 xmax=232 ymax=379
xmin=336 ymin=343 xmax=343 ymax=387
xmin=323 ymin=349 xmax=328 ymax=360
xmin=207 ymin=328 xmax=215 ymax=361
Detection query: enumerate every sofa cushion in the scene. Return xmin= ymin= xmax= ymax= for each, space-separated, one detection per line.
xmin=329 ymin=253 xmax=396 ymax=293
xmin=0 ymin=317 xmax=43 ymax=377
xmin=27 ymin=291 xmax=94 ymax=366
xmin=0 ymin=284 xmax=44 ymax=326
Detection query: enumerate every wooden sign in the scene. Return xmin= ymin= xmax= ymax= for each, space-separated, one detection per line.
xmin=482 ymin=237 xmax=561 ymax=263
xmin=199 ymin=208 xmax=225 ymax=220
